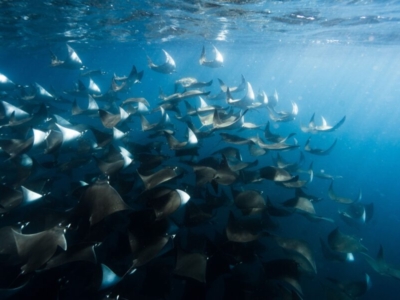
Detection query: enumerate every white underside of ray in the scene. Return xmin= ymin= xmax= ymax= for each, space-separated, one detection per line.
xmin=88 ymin=78 xmax=101 ymax=94
xmin=32 ymin=128 xmax=48 ymax=146
xmin=119 ymin=107 xmax=129 ymax=122
xmin=55 ymin=123 xmax=81 ymax=143
xmin=1 ymin=101 xmax=29 ymax=119
xmin=187 ymin=127 xmax=198 ymax=145
xmin=67 ymin=44 xmax=83 ymax=65
xmin=176 ymin=189 xmax=190 ymax=205
xmin=21 ymin=186 xmax=43 ymax=203
xmin=99 ymin=264 xmax=122 ymax=290
xmin=35 ymin=83 xmax=54 ymax=99
xmin=163 ymin=49 xmax=176 ymax=68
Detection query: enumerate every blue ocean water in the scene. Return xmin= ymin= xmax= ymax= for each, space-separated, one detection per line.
xmin=1 ymin=0 xmax=400 ymax=299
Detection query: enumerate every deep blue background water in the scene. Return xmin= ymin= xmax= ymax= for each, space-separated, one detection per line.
xmin=1 ymin=0 xmax=400 ymax=299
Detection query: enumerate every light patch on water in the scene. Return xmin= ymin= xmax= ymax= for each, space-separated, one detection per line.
xmin=63 ymin=28 xmax=87 ymax=38
xmin=161 ymin=35 xmax=175 ymax=42
xmin=216 ymin=17 xmax=229 ymax=41
xmin=216 ymin=29 xmax=228 ymax=41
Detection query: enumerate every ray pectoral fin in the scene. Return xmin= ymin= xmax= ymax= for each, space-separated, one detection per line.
xmin=173 ymin=248 xmax=207 ymax=283
xmin=259 ymin=166 xmax=295 ymax=182
xmin=199 ymin=46 xmax=206 ymax=64
xmin=129 ymin=233 xmax=172 ymax=268
xmin=225 ymin=212 xmax=260 ymax=243
xmin=44 ymin=244 xmax=97 ymax=270
xmin=138 ymin=166 xmax=183 ymax=190
xmin=331 ymin=115 xmax=346 ymax=131
xmin=361 ymin=252 xmax=381 ymax=273
xmin=327 ymin=138 xmax=337 ymax=153
xmin=80 ymin=179 xmax=131 ymax=226
xmin=327 ymin=227 xmax=367 ymax=254
xmin=146 ymin=55 xmax=153 ymax=67
xmin=98 ymin=264 xmax=122 ymax=291
xmin=13 ymin=227 xmax=67 ymax=273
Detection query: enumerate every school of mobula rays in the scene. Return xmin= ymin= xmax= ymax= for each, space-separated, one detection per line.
xmin=0 ymin=44 xmax=392 ymax=300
